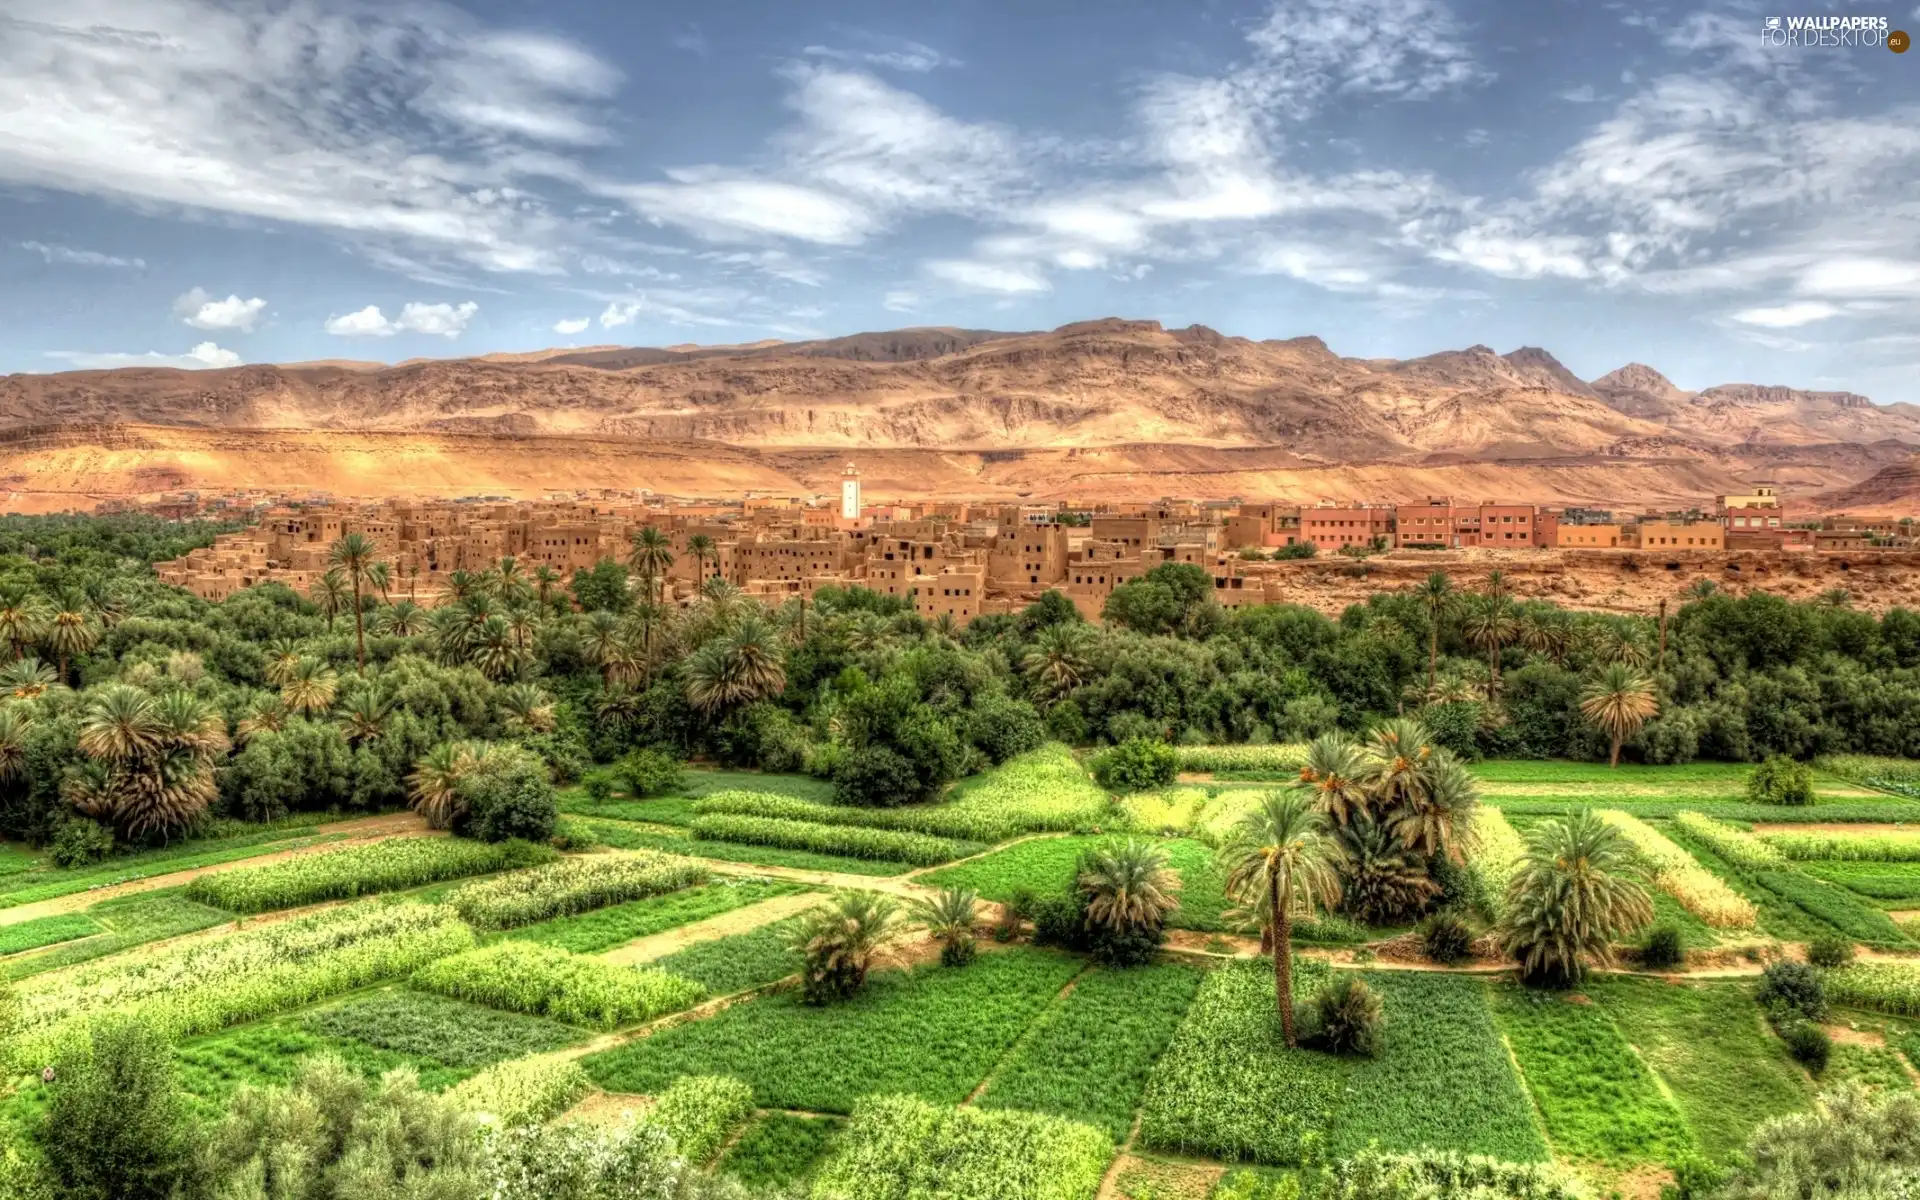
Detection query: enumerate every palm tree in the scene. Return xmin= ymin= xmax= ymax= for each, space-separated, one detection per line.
xmin=72 ymin=686 xmax=225 ymax=840
xmin=43 ymin=604 xmax=97 ymax=685
xmin=1389 ymin=753 xmax=1478 ymax=861
xmin=380 ymin=600 xmax=426 ymax=638
xmin=1077 ymin=839 xmax=1181 ymax=959
xmin=1021 ymin=623 xmax=1093 ymax=705
xmin=281 ymin=656 xmax=339 ymax=717
xmin=1296 ymin=732 xmax=1368 ymax=827
xmin=444 ymin=570 xmax=482 ymax=603
xmin=533 ymin=565 xmax=562 ymax=609
xmin=628 ymin=528 xmax=675 ymax=606
xmin=685 ymin=534 xmax=716 ymax=584
xmin=684 ymin=617 xmax=787 ymax=717
xmin=791 ymin=891 xmax=905 ymax=1004
xmin=328 ymin=533 xmax=380 ymax=673
xmin=467 ymin=615 xmax=524 ymax=681
xmin=1501 ymin=810 xmax=1653 ymax=986
xmin=1580 ymin=663 xmax=1659 ymax=768
xmin=912 ymin=886 xmax=981 ymax=967
xmin=0 ymin=657 xmax=60 ymax=702
xmin=0 ymin=704 xmax=33 ymax=785
xmin=235 ymin=694 xmax=289 ymax=743
xmin=0 ymin=597 xmax=46 ymax=661
xmin=406 ymin=741 xmax=488 ymax=829
xmin=581 ymin=609 xmax=626 ymax=686
xmin=1337 ymin=817 xmax=1440 ymax=924
xmin=368 ymin=560 xmax=393 ymax=605
xmin=335 ymin=687 xmax=393 ymax=746
xmin=1356 ymin=719 xmax=1434 ymax=816
xmin=310 ymin=569 xmax=351 ymax=634
xmin=493 ymin=556 xmax=533 ymax=607
xmin=76 ymin=683 xmax=161 ymax=760
xmin=1222 ymin=791 xmax=1344 ymax=1043
xmin=499 ymin=682 xmax=556 ymax=734
xmin=263 ymin=638 xmax=305 ymax=688
xmin=1460 ymin=592 xmax=1515 ymax=704
xmin=1416 ymin=571 xmax=1453 ymax=698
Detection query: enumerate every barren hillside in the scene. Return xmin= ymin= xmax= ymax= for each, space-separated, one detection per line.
xmin=3 ymin=318 xmax=1916 ymax=507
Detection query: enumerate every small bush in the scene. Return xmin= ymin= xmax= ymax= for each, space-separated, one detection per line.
xmin=456 ymin=745 xmax=558 ymax=843
xmin=1779 ymin=1020 xmax=1831 ymax=1072
xmin=1306 ymin=975 xmax=1384 ymax=1057
xmin=1091 ymin=737 xmax=1178 ymax=794
xmin=1747 ymin=754 xmax=1815 ymax=806
xmin=41 ymin=1015 xmax=191 ymax=1200
xmin=582 ymin=772 xmax=615 ymax=804
xmin=1758 ymin=960 xmax=1827 ymax=1022
xmin=48 ymin=819 xmax=115 ymax=869
xmin=1419 ymin=912 xmax=1474 ymax=964
xmin=1641 ymin=924 xmax=1686 ymax=970
xmin=1029 ymin=894 xmax=1090 ymax=952
xmin=940 ymin=937 xmax=977 ymax=968
xmin=619 ymin=748 xmax=684 ymax=798
xmin=1807 ymin=936 xmax=1856 ymax=968
xmin=641 ymin=1074 xmax=755 ymax=1165
xmin=1662 ymin=1152 xmax=1729 ymax=1200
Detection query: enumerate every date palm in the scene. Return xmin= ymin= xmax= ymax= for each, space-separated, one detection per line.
xmin=1460 ymin=591 xmax=1516 ymax=705
xmin=1416 ymin=571 xmax=1453 ymax=698
xmin=379 ymin=600 xmax=426 ymax=638
xmin=335 ymin=687 xmax=393 ymax=746
xmin=628 ymin=528 xmax=675 ymax=606
xmin=1390 ymin=752 xmax=1479 ymax=861
xmin=0 ymin=657 xmax=60 ymax=701
xmin=581 ymin=610 xmax=625 ymax=686
xmin=280 ymin=656 xmax=339 ymax=717
xmin=1021 ymin=623 xmax=1093 ymax=705
xmin=467 ymin=615 xmax=524 ymax=681
xmin=43 ymin=604 xmax=97 ymax=685
xmin=0 ymin=597 xmax=46 ymax=661
xmin=1580 ymin=663 xmax=1659 ymax=768
xmin=73 ymin=686 xmax=225 ymax=839
xmin=492 ymin=556 xmax=533 ymax=607
xmin=791 ymin=891 xmax=905 ymax=1004
xmin=0 ymin=704 xmax=33 ymax=784
xmin=328 ymin=533 xmax=380 ymax=672
xmin=685 ymin=534 xmax=715 ymax=584
xmin=263 ymin=638 xmax=305 ymax=688
xmin=406 ymin=741 xmax=481 ymax=830
xmin=1296 ymin=732 xmax=1368 ymax=827
xmin=1222 ymin=791 xmax=1344 ymax=1044
xmin=235 ymin=694 xmax=289 ymax=743
xmin=911 ymin=886 xmax=981 ymax=967
xmin=533 ymin=565 xmax=561 ymax=609
xmin=310 ymin=569 xmax=351 ymax=634
xmin=1337 ymin=817 xmax=1440 ymax=925
xmin=1077 ymin=838 xmax=1181 ymax=939
xmin=1501 ymin=810 xmax=1653 ymax=986
xmin=77 ymin=683 xmax=162 ymax=760
xmin=1356 ymin=718 xmax=1435 ymax=816
xmin=368 ymin=560 xmax=393 ymax=605
xmin=684 ymin=616 xmax=787 ymax=717
xmin=499 ymin=682 xmax=556 ymax=734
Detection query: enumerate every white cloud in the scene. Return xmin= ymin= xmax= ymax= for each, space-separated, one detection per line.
xmin=1796 ymin=258 xmax=1920 ymax=300
xmin=620 ymin=172 xmax=877 ymax=245
xmin=1559 ymin=85 xmax=1599 ymax=103
xmin=882 ymin=289 xmax=922 ymax=312
xmin=598 ymin=293 xmax=737 ymax=329
xmin=924 ymin=259 xmax=1051 ymax=294
xmin=325 ymin=301 xmax=479 ymax=338
xmin=17 ymin=240 xmax=144 ymax=268
xmin=1240 ymin=0 xmax=1492 ymax=120
xmin=46 ymin=341 xmax=240 ymax=370
xmin=172 ymin=287 xmax=266 ymax=332
xmin=1728 ymin=301 xmax=1840 ymax=328
xmin=802 ymin=37 xmax=960 ymax=72
xmin=553 ymin=317 xmax=590 ymax=335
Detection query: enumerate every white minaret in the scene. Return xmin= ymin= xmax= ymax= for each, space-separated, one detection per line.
xmin=840 ymin=464 xmax=861 ymax=520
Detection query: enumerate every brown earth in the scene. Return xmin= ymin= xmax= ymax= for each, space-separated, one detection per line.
xmin=4 ymin=318 xmax=1919 ymax=512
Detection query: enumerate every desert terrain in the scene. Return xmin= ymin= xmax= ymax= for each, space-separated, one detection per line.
xmin=4 ymin=318 xmax=1919 ymax=513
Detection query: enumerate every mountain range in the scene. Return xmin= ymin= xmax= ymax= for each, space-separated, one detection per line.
xmin=4 ymin=318 xmax=1919 ymax=512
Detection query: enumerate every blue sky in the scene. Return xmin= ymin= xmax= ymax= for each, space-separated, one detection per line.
xmin=2 ymin=0 xmax=1917 ymax=401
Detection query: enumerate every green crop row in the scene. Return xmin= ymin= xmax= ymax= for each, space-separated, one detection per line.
xmin=690 ymin=814 xmax=982 ymax=866
xmin=811 ymin=1093 xmax=1111 ymax=1200
xmin=411 ymin=940 xmax=704 ymax=1029
xmin=1814 ymin=754 xmax=1920 ymax=798
xmin=1762 ymin=831 xmax=1920 ymax=862
xmin=448 ymin=850 xmax=709 ymax=929
xmin=1670 ymin=813 xmax=1784 ymax=872
xmin=1824 ymin=961 xmax=1920 ymax=1017
xmin=1747 ymin=870 xmax=1915 ymax=948
xmin=1171 ymin=744 xmax=1310 ymax=775
xmin=447 ymin=1055 xmax=591 ymax=1127
xmin=643 ymin=1074 xmax=757 ymax=1165
xmin=16 ymin=900 xmax=474 ymax=1065
xmin=184 ymin=837 xmax=555 ymax=913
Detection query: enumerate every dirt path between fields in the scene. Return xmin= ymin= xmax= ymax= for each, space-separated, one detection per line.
xmin=599 ymin=891 xmax=827 ymax=966
xmin=0 ymin=814 xmax=437 ymax=928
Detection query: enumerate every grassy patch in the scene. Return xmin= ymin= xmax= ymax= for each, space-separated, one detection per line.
xmin=810 ymin=1093 xmax=1111 ymax=1200
xmin=1325 ymin=972 xmax=1545 ymax=1162
xmin=722 ymin=1113 xmax=844 ymax=1189
xmin=3 ymin=891 xmax=232 ymax=980
xmin=979 ymin=962 xmax=1204 ymax=1140
xmin=1586 ymin=977 xmax=1813 ymax=1160
xmin=650 ymin=915 xmax=807 ymax=995
xmin=1820 ymin=1043 xmax=1913 ymax=1093
xmin=559 ymin=794 xmax=704 ymax=826
xmin=1489 ymin=983 xmax=1692 ymax=1166
xmin=563 ymin=817 xmax=913 ymax=876
xmin=1801 ymin=861 xmax=1920 ymax=903
xmin=185 ymin=837 xmax=554 ymax=914
xmin=690 ymin=814 xmax=983 ymax=866
xmin=448 ymin=850 xmax=708 ymax=930
xmin=920 ymin=836 xmax=1233 ymax=932
xmin=411 ymin=941 xmax=703 ymax=1029
xmin=1662 ymin=826 xmax=1837 ymax=943
xmin=0 ymin=827 xmax=349 ymax=909
xmin=580 ymin=947 xmax=1085 ymax=1113
xmin=505 ymin=878 xmax=807 ymax=954
xmin=0 ymin=913 xmax=99 ymax=957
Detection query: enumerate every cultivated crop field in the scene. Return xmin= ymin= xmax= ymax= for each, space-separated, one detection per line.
xmin=7 ymin=745 xmax=1920 ymax=1200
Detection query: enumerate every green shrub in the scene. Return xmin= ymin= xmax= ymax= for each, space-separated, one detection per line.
xmin=448 ymin=850 xmax=708 ymax=929
xmin=411 ymin=941 xmax=703 ymax=1029
xmin=1711 ymin=1084 xmax=1920 ymax=1200
xmin=48 ymin=819 xmax=115 ymax=869
xmin=619 ymin=748 xmax=684 ymax=798
xmin=1807 ymin=936 xmax=1855 ymax=968
xmin=641 ymin=1074 xmax=755 ymax=1165
xmin=1641 ymin=924 xmax=1685 ymax=970
xmin=582 ymin=772 xmax=615 ymax=804
xmin=1779 ymin=1020 xmax=1831 ymax=1072
xmin=1306 ymin=975 xmax=1384 ymax=1058
xmin=1419 ymin=912 xmax=1474 ymax=964
xmin=1091 ymin=738 xmax=1178 ymax=794
xmin=455 ymin=745 xmax=558 ymax=843
xmin=184 ymin=837 xmax=553 ymax=913
xmin=690 ymin=814 xmax=980 ymax=866
xmin=1747 ymin=755 xmax=1815 ymax=806
xmin=1319 ymin=1148 xmax=1590 ymax=1199
xmin=809 ymin=1093 xmax=1112 ymax=1200
xmin=1757 ymin=960 xmax=1827 ymax=1023
xmin=40 ymin=1015 xmax=192 ymax=1200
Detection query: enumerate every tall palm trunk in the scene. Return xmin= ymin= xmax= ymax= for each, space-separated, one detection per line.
xmin=1271 ymin=868 xmax=1296 ymax=1047
xmin=351 ymin=578 xmax=366 ymax=673
xmin=1427 ymin=625 xmax=1439 ymax=698
xmin=1657 ymin=599 xmax=1669 ymax=674
xmin=1610 ymin=732 xmax=1624 ymax=768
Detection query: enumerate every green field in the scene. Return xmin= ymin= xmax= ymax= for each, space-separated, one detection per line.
xmin=921 ymin=835 xmax=1234 ymax=931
